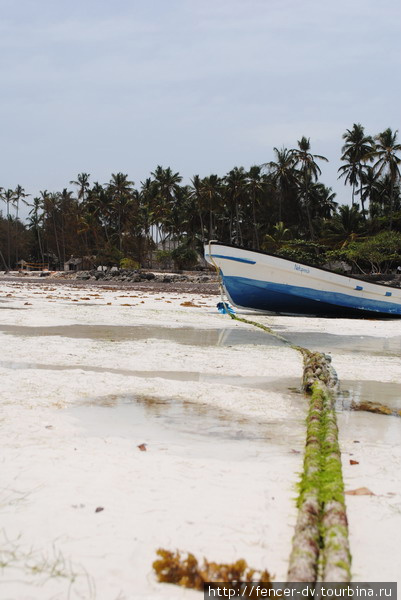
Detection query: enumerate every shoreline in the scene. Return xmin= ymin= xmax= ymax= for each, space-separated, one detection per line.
xmin=0 ymin=273 xmax=220 ymax=296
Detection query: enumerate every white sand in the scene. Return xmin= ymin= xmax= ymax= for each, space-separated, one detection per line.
xmin=0 ymin=282 xmax=304 ymax=599
xmin=1 ymin=282 xmax=400 ymax=598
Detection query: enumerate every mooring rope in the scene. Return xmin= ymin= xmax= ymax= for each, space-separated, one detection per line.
xmin=208 ymin=261 xmax=351 ymax=581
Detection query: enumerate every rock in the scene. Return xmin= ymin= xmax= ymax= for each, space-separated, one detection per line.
xmin=76 ymin=272 xmax=90 ymax=280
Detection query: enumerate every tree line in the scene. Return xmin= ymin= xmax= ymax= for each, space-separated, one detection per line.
xmin=1 ymin=123 xmax=401 ymax=273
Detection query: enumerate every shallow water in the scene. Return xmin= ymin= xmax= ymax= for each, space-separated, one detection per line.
xmin=0 ymin=359 xmax=300 ymax=392
xmin=338 ymin=409 xmax=401 ymax=446
xmin=277 ymin=330 xmax=401 ymax=357
xmin=68 ymin=393 xmax=304 ymax=461
xmin=0 ymin=323 xmax=284 ymax=346
xmin=339 ymin=379 xmax=401 ymax=411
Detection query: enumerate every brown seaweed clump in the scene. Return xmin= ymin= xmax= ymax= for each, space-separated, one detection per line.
xmin=351 ymin=400 xmax=399 ymax=417
xmin=153 ymin=549 xmax=272 ymax=591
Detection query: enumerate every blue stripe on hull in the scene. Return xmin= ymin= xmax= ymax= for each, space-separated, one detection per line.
xmin=223 ymin=275 xmax=401 ymax=317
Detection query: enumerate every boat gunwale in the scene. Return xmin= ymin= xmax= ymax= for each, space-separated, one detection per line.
xmin=206 ymin=241 xmax=401 ymax=292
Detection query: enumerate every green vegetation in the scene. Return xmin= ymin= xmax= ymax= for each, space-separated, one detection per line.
xmin=171 ymin=244 xmax=198 ymax=270
xmin=120 ymin=257 xmax=140 ymax=270
xmin=1 ymin=124 xmax=401 ymax=270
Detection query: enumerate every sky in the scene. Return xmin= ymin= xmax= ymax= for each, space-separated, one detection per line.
xmin=1 ymin=0 xmax=401 ymax=219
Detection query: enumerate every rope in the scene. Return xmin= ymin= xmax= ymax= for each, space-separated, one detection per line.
xmin=204 ymin=251 xmax=351 ymax=581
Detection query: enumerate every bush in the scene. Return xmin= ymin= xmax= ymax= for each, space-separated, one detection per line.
xmin=276 ymin=240 xmax=328 ymax=266
xmin=96 ymin=245 xmax=123 ymax=267
xmin=120 ymin=257 xmax=140 ymax=270
xmin=344 ymin=231 xmax=401 ymax=273
xmin=155 ymin=250 xmax=173 ymax=269
xmin=171 ymin=245 xmax=198 ymax=270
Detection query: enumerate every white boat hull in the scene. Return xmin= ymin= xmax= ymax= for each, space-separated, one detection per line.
xmin=205 ymin=242 xmax=401 ymax=318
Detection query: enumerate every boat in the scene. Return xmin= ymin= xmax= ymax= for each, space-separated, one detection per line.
xmin=205 ymin=241 xmax=401 ymax=318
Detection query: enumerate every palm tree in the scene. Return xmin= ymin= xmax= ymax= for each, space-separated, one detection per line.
xmin=0 ymin=188 xmax=16 ymax=268
xmin=308 ymin=183 xmax=337 ymax=220
xmin=338 ymin=124 xmax=374 ymax=216
xmin=262 ymin=221 xmax=292 ymax=251
xmin=151 ymin=166 xmax=182 ymax=249
xmin=13 ymin=185 xmax=30 ymax=265
xmin=139 ymin=178 xmax=158 ymax=264
xmin=107 ymin=173 xmax=135 ymax=252
xmin=290 ymin=136 xmax=328 ymax=239
xmin=264 ymin=147 xmax=297 ymax=223
xmin=323 ymin=205 xmax=364 ymax=248
xmin=58 ymin=188 xmax=76 ymax=262
xmin=28 ymin=197 xmax=45 ymax=262
xmin=87 ymin=182 xmax=112 ymax=244
xmin=246 ymin=165 xmax=266 ymax=249
xmin=371 ymin=128 xmax=401 ymax=230
xmin=224 ymin=167 xmax=247 ymax=245
xmin=39 ymin=190 xmax=62 ymax=267
xmin=199 ymin=174 xmax=223 ymax=240
xmin=70 ymin=173 xmax=91 ymax=203
xmin=189 ymin=175 xmax=206 ymax=242
xmin=357 ymin=166 xmax=383 ymax=219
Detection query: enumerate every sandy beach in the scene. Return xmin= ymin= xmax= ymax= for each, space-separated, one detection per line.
xmin=1 ymin=279 xmax=401 ymax=599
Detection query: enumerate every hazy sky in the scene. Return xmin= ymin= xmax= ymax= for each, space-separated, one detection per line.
xmin=1 ymin=0 xmax=400 ymax=218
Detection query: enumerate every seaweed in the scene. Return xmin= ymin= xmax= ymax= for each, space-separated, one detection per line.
xmin=153 ymin=549 xmax=272 ymax=591
xmin=351 ymin=400 xmax=400 ymax=417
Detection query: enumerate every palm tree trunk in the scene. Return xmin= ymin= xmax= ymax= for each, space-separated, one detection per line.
xmin=53 ymin=215 xmax=62 ymax=269
xmin=15 ymin=201 xmax=19 ymax=266
xmin=389 ymin=178 xmax=394 ymax=231
xmin=305 ymin=183 xmax=314 ymax=240
xmin=359 ymin=166 xmax=366 ymax=221
xmin=278 ymin=188 xmax=283 ymax=222
xmin=37 ymin=227 xmax=44 ymax=263
xmin=198 ymin=209 xmax=205 ymax=241
xmin=6 ymin=202 xmax=11 ymax=270
xmin=252 ymin=192 xmax=259 ymax=250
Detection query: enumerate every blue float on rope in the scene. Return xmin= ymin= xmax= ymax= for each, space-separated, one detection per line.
xmin=217 ymin=301 xmax=236 ymax=315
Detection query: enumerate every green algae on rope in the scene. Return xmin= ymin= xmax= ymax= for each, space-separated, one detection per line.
xmin=288 ymin=381 xmax=351 ymax=583
xmin=228 ymin=311 xmax=351 ymax=582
